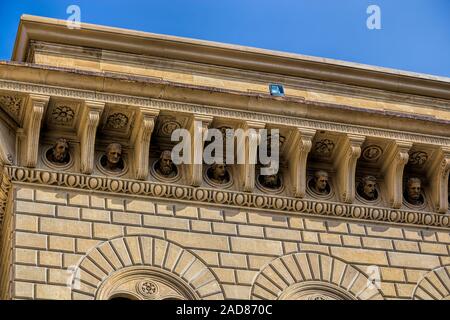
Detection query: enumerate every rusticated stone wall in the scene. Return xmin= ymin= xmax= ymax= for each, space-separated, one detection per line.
xmin=6 ymin=185 xmax=450 ymax=300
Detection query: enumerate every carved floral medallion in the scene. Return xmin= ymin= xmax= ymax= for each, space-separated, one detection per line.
xmin=106 ymin=113 xmax=128 ymax=129
xmin=362 ymin=145 xmax=383 ymax=162
xmin=52 ymin=106 xmax=75 ymax=124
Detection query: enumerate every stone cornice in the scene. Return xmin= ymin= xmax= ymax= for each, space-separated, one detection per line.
xmin=0 ymin=79 xmax=449 ymax=147
xmin=13 ymin=15 xmax=450 ymax=100
xmin=3 ymin=166 xmax=450 ymax=231
xmin=25 ymin=41 xmax=450 ymax=111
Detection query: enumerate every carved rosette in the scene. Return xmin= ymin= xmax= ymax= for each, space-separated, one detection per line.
xmin=52 ymin=106 xmax=75 ymax=124
xmin=106 ymin=112 xmax=128 ymax=129
xmin=314 ymin=139 xmax=335 ymax=157
xmin=136 ymin=280 xmax=159 ymax=297
xmin=160 ymin=120 xmax=181 ymax=137
xmin=408 ymin=151 xmax=428 ymax=166
xmin=362 ymin=145 xmax=383 ymax=162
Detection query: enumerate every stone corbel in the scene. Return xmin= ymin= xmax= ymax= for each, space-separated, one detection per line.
xmin=286 ymin=128 xmax=316 ymax=198
xmin=21 ymin=94 xmax=50 ymax=167
xmin=427 ymin=147 xmax=450 ymax=213
xmin=334 ymin=134 xmax=365 ymax=203
xmin=130 ymin=108 xmax=159 ymax=180
xmin=188 ymin=114 xmax=213 ymax=186
xmin=238 ymin=120 xmax=265 ymax=192
xmin=381 ymin=140 xmax=413 ymax=209
xmin=77 ymin=101 xmax=105 ymax=174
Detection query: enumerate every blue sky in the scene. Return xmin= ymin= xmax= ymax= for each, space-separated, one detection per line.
xmin=0 ymin=0 xmax=449 ymax=77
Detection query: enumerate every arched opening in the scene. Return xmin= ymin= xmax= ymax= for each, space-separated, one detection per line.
xmin=108 ymin=293 xmax=139 ymax=300
xmin=278 ymin=281 xmax=356 ymax=300
xmin=96 ymin=266 xmax=198 ymax=300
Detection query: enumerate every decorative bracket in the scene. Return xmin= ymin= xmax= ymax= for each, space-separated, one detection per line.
xmin=334 ymin=134 xmax=365 ymax=203
xmin=77 ymin=101 xmax=105 ymax=174
xmin=381 ymin=140 xmax=413 ymax=209
xmin=0 ymin=129 xmax=14 ymax=168
xmin=238 ymin=120 xmax=265 ymax=192
xmin=130 ymin=108 xmax=159 ymax=180
xmin=188 ymin=114 xmax=213 ymax=186
xmin=286 ymin=128 xmax=316 ymax=198
xmin=21 ymin=94 xmax=50 ymax=167
xmin=427 ymin=147 xmax=450 ymax=213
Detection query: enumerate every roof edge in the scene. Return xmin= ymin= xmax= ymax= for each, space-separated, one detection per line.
xmin=11 ymin=15 xmax=450 ymax=100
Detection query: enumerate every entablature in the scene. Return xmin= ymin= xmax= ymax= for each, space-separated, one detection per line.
xmin=0 ymin=78 xmax=448 ymax=232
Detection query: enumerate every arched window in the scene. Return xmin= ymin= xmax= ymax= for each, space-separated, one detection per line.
xmin=96 ymin=266 xmax=198 ymax=300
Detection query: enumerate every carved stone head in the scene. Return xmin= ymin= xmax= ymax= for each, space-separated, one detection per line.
xmin=313 ymin=170 xmax=329 ymax=194
xmin=358 ymin=175 xmax=378 ymax=201
xmin=103 ymin=143 xmax=124 ymax=172
xmin=405 ymin=177 xmax=423 ymax=205
xmin=262 ymin=174 xmax=280 ymax=189
xmin=259 ymin=169 xmax=282 ymax=190
xmin=208 ymin=162 xmax=229 ymax=184
xmin=48 ymin=138 xmax=70 ymax=164
xmin=156 ymin=150 xmax=177 ymax=177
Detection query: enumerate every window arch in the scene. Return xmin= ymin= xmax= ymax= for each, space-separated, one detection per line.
xmin=278 ymin=281 xmax=356 ymax=300
xmin=69 ymin=236 xmax=224 ymax=300
xmin=250 ymin=252 xmax=384 ymax=300
xmin=96 ymin=266 xmax=197 ymax=300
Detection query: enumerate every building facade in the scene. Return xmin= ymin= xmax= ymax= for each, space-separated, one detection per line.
xmin=0 ymin=15 xmax=449 ymax=300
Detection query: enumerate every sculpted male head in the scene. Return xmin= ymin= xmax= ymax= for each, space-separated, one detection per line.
xmin=50 ymin=138 xmax=69 ymax=163
xmin=406 ymin=177 xmax=422 ymax=204
xmin=359 ymin=175 xmax=377 ymax=200
xmin=313 ymin=170 xmax=329 ymax=194
xmin=211 ymin=163 xmax=226 ymax=180
xmin=104 ymin=143 xmax=123 ymax=171
xmin=207 ymin=161 xmax=230 ymax=184
xmin=261 ymin=173 xmax=281 ymax=189
xmin=157 ymin=150 xmax=175 ymax=176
